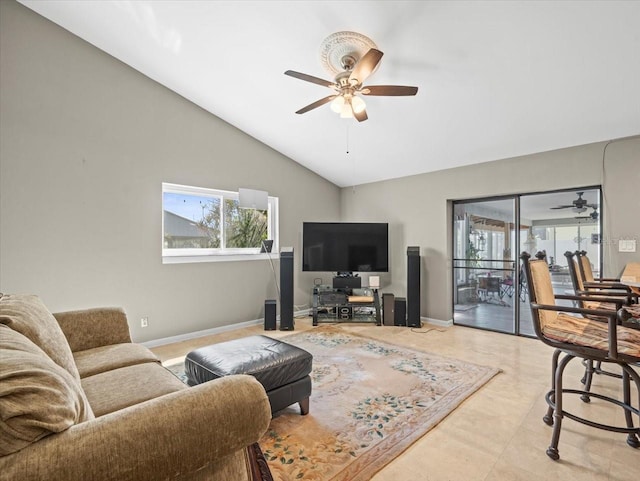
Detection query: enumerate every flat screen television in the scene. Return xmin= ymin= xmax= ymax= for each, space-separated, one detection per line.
xmin=302 ymin=222 xmax=389 ymax=273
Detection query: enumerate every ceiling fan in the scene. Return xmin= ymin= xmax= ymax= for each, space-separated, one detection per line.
xmin=284 ymin=48 xmax=418 ymax=122
xmin=576 ymin=206 xmax=599 ymax=221
xmin=550 ymin=192 xmax=597 ymax=213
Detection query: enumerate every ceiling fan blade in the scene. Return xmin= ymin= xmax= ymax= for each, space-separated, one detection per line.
xmin=361 ymin=85 xmax=418 ymax=96
xmin=349 ymin=48 xmax=383 ymax=85
xmin=295 ymin=95 xmax=337 ymax=114
xmin=284 ymin=70 xmax=335 ymax=88
xmin=354 ymin=107 xmax=368 ymax=122
xmin=550 ymin=205 xmax=573 ymax=209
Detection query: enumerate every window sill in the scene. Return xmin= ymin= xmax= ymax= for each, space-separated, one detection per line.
xmin=162 ymin=253 xmax=280 ymax=265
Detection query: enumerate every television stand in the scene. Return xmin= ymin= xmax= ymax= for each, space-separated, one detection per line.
xmin=312 ymin=285 xmax=381 ymax=326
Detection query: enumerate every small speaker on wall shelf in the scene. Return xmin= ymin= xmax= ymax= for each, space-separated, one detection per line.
xmin=260 ymin=240 xmax=273 ymax=253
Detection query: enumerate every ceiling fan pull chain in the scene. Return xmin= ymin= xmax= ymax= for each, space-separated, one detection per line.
xmin=346 ymin=123 xmax=350 ymax=154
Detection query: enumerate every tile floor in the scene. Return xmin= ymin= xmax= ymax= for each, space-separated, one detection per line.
xmin=151 ymin=318 xmax=639 ymax=481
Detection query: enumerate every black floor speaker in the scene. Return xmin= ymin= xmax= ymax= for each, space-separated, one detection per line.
xmin=394 ymin=297 xmax=407 ymax=326
xmin=407 ymin=246 xmax=421 ymax=328
xmin=382 ymin=293 xmax=395 ymax=326
xmin=279 ymin=248 xmax=294 ymax=330
xmin=264 ymin=299 xmax=277 ymax=330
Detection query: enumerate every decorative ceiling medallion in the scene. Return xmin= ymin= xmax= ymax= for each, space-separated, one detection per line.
xmin=319 ymin=31 xmax=378 ymax=75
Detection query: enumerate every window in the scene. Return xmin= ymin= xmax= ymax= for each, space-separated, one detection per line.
xmin=162 ymin=183 xmax=278 ymax=262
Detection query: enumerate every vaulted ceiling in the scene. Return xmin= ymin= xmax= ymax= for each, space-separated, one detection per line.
xmin=18 ymin=1 xmax=640 ymax=187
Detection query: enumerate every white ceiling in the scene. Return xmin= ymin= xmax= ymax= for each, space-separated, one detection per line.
xmin=19 ymin=1 xmax=640 ymax=187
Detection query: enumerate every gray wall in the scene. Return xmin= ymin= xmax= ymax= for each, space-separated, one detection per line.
xmin=341 ymin=138 xmax=640 ymax=322
xmin=0 ymin=1 xmax=340 ymax=342
xmin=2 ymin=1 xmax=638 ymax=342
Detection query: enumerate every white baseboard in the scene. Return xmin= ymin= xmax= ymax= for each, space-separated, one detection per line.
xmin=141 ymin=308 xmax=311 ymax=348
xmin=421 ymin=316 xmax=453 ymax=328
xmin=141 ymin=318 xmax=262 ymax=348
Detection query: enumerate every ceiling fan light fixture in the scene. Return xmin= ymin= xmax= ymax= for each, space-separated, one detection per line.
xmin=340 ymin=100 xmax=353 ymax=118
xmin=330 ymin=95 xmax=345 ymax=113
xmin=351 ymin=95 xmax=366 ymax=113
xmin=285 ymin=32 xmax=418 ymax=122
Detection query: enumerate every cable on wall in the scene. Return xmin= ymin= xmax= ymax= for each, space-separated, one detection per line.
xmin=600 ymin=134 xmax=640 ymax=276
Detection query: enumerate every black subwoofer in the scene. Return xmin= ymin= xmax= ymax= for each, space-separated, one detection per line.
xmin=394 ymin=297 xmax=406 ymax=326
xmin=264 ymin=299 xmax=277 ymax=330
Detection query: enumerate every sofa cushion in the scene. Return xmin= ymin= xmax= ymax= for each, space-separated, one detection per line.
xmin=53 ymin=307 xmax=132 ymax=352
xmin=0 ymin=294 xmax=80 ymax=381
xmin=81 ymin=363 xmax=187 ymax=417
xmin=73 ymin=343 xmax=160 ymax=378
xmin=0 ymin=325 xmax=94 ymax=456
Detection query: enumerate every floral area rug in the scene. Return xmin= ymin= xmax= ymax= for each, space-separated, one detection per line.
xmin=167 ymin=327 xmax=500 ymax=481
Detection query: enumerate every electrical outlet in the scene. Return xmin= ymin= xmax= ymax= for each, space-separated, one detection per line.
xmin=140 ymin=317 xmax=149 ymax=328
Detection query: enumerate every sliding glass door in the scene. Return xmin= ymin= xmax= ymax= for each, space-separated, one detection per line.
xmin=518 ymin=188 xmax=602 ymax=336
xmin=453 ymin=198 xmax=517 ymax=334
xmin=453 ymin=187 xmax=602 ymax=337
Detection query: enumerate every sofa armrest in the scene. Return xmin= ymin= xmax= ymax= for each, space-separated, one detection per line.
xmin=53 ymin=307 xmax=132 ymax=352
xmin=0 ymin=375 xmax=271 ymax=481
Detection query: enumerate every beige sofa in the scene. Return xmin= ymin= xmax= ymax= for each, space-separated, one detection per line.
xmin=0 ymin=293 xmax=272 ymax=481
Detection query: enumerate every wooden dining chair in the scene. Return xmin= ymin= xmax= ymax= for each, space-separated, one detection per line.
xmin=575 ymin=250 xmax=637 ymax=295
xmin=565 ymin=251 xmax=632 ymax=313
xmin=521 ymin=252 xmax=640 ymax=460
xmin=564 ymin=251 xmax=636 ymax=396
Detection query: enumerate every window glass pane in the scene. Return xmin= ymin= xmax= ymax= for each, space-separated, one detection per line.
xmin=223 ymin=198 xmax=268 ymax=248
xmin=452 ymin=199 xmax=516 ymax=334
xmin=578 ymin=224 xmax=601 ymax=277
xmin=199 ymin=197 xmax=222 ymax=248
xmin=554 ymin=226 xmax=577 ymax=263
xmin=489 ymin=230 xmax=505 ymax=268
xmin=162 ymin=183 xmax=278 ymax=259
xmin=163 ymin=192 xmax=220 ymax=248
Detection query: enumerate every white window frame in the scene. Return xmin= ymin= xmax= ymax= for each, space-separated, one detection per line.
xmin=162 ymin=182 xmax=279 ymax=264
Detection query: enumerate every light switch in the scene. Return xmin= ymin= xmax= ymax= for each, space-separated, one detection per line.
xmin=618 ymin=239 xmax=637 ymax=253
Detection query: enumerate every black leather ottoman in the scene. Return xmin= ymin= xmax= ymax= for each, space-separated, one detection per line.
xmin=185 ymin=335 xmax=313 ymax=415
